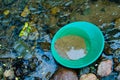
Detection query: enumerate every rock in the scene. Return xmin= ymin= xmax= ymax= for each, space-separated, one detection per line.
xmin=97 ymin=60 xmax=112 ymax=77
xmin=79 ymin=73 xmax=97 ymax=80
xmin=39 ymin=42 xmax=50 ymax=51
xmin=3 ymin=10 xmax=10 ymax=16
xmin=4 ymin=69 xmax=15 ymax=79
xmin=104 ymin=43 xmax=113 ymax=55
xmin=115 ymin=63 xmax=120 ymax=72
xmin=53 ymin=67 xmax=78 ymax=80
xmin=115 ymin=18 xmax=120 ymax=30
xmin=50 ymin=7 xmax=60 ymax=15
xmin=21 ymin=6 xmax=30 ymax=17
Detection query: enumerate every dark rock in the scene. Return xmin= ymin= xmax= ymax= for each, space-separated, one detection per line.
xmin=39 ymin=42 xmax=50 ymax=51
xmin=104 ymin=42 xmax=113 ymax=55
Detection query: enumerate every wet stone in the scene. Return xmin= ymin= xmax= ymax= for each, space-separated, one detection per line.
xmin=39 ymin=42 xmax=50 ymax=51
xmin=4 ymin=69 xmax=15 ymax=79
xmin=52 ymin=67 xmax=78 ymax=80
xmin=50 ymin=7 xmax=60 ymax=15
xmin=3 ymin=10 xmax=10 ymax=16
xmin=21 ymin=6 xmax=30 ymax=17
xmin=104 ymin=42 xmax=113 ymax=55
xmin=97 ymin=60 xmax=112 ymax=77
xmin=79 ymin=73 xmax=97 ymax=80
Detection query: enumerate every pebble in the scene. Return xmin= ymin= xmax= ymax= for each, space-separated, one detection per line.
xmin=97 ymin=60 xmax=112 ymax=77
xmin=53 ymin=67 xmax=78 ymax=80
xmin=50 ymin=7 xmax=60 ymax=15
xmin=39 ymin=42 xmax=50 ymax=51
xmin=115 ymin=63 xmax=120 ymax=72
xmin=115 ymin=18 xmax=120 ymax=30
xmin=79 ymin=73 xmax=97 ymax=80
xmin=3 ymin=10 xmax=10 ymax=16
xmin=21 ymin=6 xmax=30 ymax=17
xmin=4 ymin=69 xmax=15 ymax=79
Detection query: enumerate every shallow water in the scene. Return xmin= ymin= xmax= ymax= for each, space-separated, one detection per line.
xmin=0 ymin=0 xmax=120 ymax=80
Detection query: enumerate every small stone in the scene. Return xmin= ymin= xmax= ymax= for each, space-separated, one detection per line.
xmin=21 ymin=6 xmax=30 ymax=17
xmin=97 ymin=60 xmax=112 ymax=77
xmin=4 ymin=69 xmax=15 ymax=79
xmin=50 ymin=7 xmax=60 ymax=15
xmin=53 ymin=67 xmax=78 ymax=80
xmin=115 ymin=18 xmax=120 ymax=30
xmin=79 ymin=73 xmax=97 ymax=80
xmin=115 ymin=63 xmax=120 ymax=72
xmin=3 ymin=10 xmax=10 ymax=16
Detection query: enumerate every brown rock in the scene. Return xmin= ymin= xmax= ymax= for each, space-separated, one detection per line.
xmin=97 ymin=60 xmax=112 ymax=77
xmin=53 ymin=67 xmax=78 ymax=80
xmin=50 ymin=7 xmax=60 ymax=15
xmin=40 ymin=42 xmax=50 ymax=51
xmin=79 ymin=73 xmax=97 ymax=80
xmin=21 ymin=6 xmax=30 ymax=17
xmin=104 ymin=43 xmax=113 ymax=55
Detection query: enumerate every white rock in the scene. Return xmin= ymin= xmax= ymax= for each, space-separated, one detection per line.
xmin=97 ymin=60 xmax=112 ymax=77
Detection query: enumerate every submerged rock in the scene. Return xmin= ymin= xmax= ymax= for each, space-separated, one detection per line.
xmin=21 ymin=6 xmax=30 ymax=17
xmin=79 ymin=73 xmax=97 ymax=80
xmin=97 ymin=60 xmax=112 ymax=77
